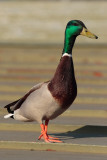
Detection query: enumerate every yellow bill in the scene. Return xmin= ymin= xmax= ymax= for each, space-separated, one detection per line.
xmin=80 ymin=27 xmax=98 ymax=39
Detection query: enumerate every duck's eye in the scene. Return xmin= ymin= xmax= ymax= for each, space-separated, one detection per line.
xmin=73 ymin=23 xmax=78 ymax=26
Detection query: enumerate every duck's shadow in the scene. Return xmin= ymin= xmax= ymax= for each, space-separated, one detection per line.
xmin=50 ymin=125 xmax=107 ymax=140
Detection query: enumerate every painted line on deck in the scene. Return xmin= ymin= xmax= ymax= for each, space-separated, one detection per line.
xmin=0 ymin=96 xmax=107 ymax=105
xmin=1 ymin=109 xmax=107 ymax=118
xmin=0 ymin=79 xmax=107 ymax=86
xmin=0 ymin=123 xmax=107 ymax=134
xmin=1 ymin=86 xmax=107 ymax=95
xmin=0 ymin=123 xmax=82 ymax=133
xmin=0 ymin=141 xmax=107 ymax=154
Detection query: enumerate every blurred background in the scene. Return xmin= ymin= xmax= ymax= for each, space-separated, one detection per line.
xmin=0 ymin=0 xmax=107 ymax=155
xmin=0 ymin=0 xmax=106 ymax=45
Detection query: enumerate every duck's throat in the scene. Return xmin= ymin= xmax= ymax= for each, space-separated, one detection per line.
xmin=63 ymin=34 xmax=76 ymax=55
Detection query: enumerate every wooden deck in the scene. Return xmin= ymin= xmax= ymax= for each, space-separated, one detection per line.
xmin=0 ymin=45 xmax=107 ymax=158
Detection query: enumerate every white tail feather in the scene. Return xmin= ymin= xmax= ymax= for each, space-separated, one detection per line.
xmin=4 ymin=113 xmax=14 ymax=119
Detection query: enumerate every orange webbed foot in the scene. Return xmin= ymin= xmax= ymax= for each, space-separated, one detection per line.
xmin=38 ymin=121 xmax=63 ymax=143
xmin=38 ymin=133 xmax=62 ymax=143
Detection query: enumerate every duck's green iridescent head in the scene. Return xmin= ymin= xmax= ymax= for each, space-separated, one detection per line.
xmin=65 ymin=20 xmax=98 ymax=39
xmin=63 ymin=20 xmax=98 ymax=54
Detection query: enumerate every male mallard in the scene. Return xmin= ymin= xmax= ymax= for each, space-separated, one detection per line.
xmin=4 ymin=20 xmax=98 ymax=143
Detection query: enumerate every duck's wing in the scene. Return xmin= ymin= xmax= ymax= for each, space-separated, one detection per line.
xmin=14 ymin=82 xmax=44 ymax=111
xmin=4 ymin=82 xmax=44 ymax=114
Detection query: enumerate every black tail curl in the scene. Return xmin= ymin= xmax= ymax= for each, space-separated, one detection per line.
xmin=4 ymin=99 xmax=20 ymax=118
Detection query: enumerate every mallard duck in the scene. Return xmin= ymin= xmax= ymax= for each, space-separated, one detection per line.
xmin=4 ymin=20 xmax=98 ymax=143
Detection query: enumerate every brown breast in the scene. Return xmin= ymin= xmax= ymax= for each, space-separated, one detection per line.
xmin=48 ymin=56 xmax=77 ymax=109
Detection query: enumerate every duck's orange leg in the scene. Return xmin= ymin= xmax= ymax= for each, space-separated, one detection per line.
xmin=45 ymin=120 xmax=60 ymax=140
xmin=38 ymin=120 xmax=62 ymax=143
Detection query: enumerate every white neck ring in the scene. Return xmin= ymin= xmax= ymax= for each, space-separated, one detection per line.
xmin=62 ymin=53 xmax=72 ymax=57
